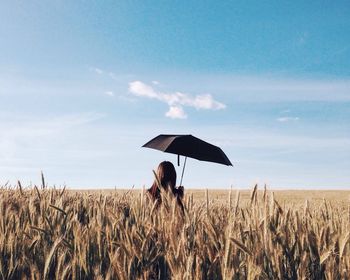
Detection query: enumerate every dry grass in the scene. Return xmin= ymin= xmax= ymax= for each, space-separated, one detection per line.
xmin=0 ymin=181 xmax=349 ymax=279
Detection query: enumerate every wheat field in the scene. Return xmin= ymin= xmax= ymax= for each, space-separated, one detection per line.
xmin=0 ymin=179 xmax=349 ymax=279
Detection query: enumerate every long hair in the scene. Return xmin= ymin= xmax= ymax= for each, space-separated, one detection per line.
xmin=148 ymin=161 xmax=184 ymax=206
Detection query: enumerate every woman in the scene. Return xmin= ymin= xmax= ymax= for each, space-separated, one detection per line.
xmin=147 ymin=161 xmax=184 ymax=212
xmin=146 ymin=161 xmax=184 ymax=279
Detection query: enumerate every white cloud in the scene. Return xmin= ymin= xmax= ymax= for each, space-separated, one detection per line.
xmin=105 ymin=91 xmax=114 ymax=97
xmin=129 ymin=81 xmax=158 ymax=98
xmin=165 ymin=106 xmax=187 ymax=119
xmin=128 ymin=81 xmax=226 ymax=119
xmin=277 ymin=117 xmax=300 ymax=122
xmin=152 ymin=80 xmax=160 ymax=85
xmin=192 ymin=94 xmax=226 ymax=110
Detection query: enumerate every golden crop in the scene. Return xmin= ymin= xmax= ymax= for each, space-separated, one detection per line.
xmin=0 ymin=180 xmax=349 ymax=279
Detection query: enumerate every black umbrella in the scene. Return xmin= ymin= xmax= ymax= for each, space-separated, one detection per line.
xmin=142 ymin=134 xmax=232 ymax=185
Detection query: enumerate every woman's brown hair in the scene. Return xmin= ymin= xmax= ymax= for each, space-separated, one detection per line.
xmin=148 ymin=161 xmax=184 ymax=210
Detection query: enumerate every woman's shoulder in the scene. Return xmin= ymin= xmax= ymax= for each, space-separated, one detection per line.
xmin=147 ymin=184 xmax=161 ymax=200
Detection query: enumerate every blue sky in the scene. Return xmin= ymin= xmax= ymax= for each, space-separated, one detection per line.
xmin=0 ymin=1 xmax=349 ymax=189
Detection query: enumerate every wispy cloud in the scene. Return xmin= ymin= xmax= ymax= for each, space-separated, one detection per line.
xmin=277 ymin=117 xmax=300 ymax=122
xmin=128 ymin=81 xmax=226 ymax=119
xmin=0 ymin=112 xmax=105 ymax=136
xmin=86 ymin=67 xmax=350 ymax=103
xmin=0 ymin=112 xmax=113 ymax=186
xmin=105 ymin=91 xmax=114 ymax=97
xmin=88 ymin=66 xmax=134 ymax=82
xmin=0 ymin=112 xmax=105 ymax=160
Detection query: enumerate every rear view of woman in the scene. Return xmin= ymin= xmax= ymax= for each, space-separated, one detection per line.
xmin=147 ymin=161 xmax=184 ymax=213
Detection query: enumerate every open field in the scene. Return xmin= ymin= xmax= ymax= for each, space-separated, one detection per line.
xmin=74 ymin=188 xmax=350 ymax=208
xmin=0 ymin=183 xmax=349 ymax=279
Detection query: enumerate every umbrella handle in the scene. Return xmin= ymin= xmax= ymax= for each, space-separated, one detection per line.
xmin=179 ymin=156 xmax=187 ymax=186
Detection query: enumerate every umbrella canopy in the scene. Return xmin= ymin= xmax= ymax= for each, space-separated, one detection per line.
xmin=142 ymin=134 xmax=233 ymax=166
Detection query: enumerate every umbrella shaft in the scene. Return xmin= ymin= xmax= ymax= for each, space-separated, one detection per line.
xmin=180 ymin=156 xmax=187 ymax=186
